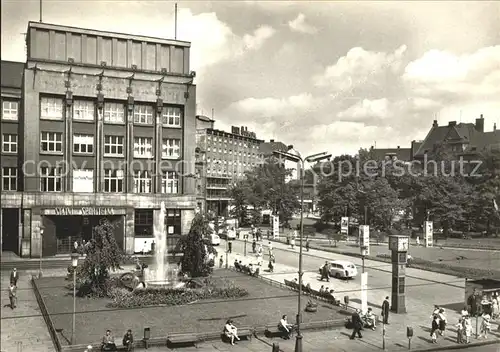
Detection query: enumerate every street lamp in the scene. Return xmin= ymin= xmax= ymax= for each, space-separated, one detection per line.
xmin=39 ymin=226 xmax=44 ymax=278
xmin=70 ymin=252 xmax=79 ymax=345
xmin=273 ymin=148 xmax=331 ymax=352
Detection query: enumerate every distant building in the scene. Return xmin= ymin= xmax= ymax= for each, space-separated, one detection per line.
xmin=259 ymin=139 xmax=299 ymax=181
xmin=196 ymin=121 xmax=263 ymax=216
xmin=369 ymin=145 xmax=412 ymax=162
xmin=413 ymin=115 xmax=500 ymax=161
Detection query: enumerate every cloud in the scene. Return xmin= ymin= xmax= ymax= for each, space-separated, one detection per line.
xmin=227 ymin=93 xmax=316 ymax=117
xmin=242 ymin=26 xmax=276 ymax=50
xmin=338 ymin=98 xmax=391 ymax=122
xmin=314 ymin=45 xmax=408 ymax=90
xmin=288 ymin=13 xmax=317 ymax=34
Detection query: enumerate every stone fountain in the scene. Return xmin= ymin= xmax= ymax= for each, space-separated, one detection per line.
xmin=144 ymin=201 xmax=184 ymax=288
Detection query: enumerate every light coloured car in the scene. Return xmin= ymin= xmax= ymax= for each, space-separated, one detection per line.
xmin=210 ymin=234 xmax=221 ymax=246
xmin=318 ymin=260 xmax=358 ymax=279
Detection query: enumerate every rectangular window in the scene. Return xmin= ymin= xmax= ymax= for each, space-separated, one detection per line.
xmin=73 ymin=100 xmax=95 ymax=121
xmin=2 ymin=134 xmax=18 ymax=153
xmin=40 ymin=132 xmax=63 ymax=153
xmin=104 ymin=102 xmax=125 ymax=123
xmin=133 ymin=105 xmax=153 ymax=124
xmin=133 ymin=137 xmax=153 ymax=158
xmin=73 ymin=134 xmax=94 ymax=154
xmin=104 ymin=169 xmax=124 ymax=192
xmin=40 ymin=97 xmax=64 ymax=120
xmin=104 ymin=135 xmax=124 ymax=156
xmin=134 ymin=209 xmax=153 ymax=237
xmin=162 ymin=139 xmax=181 ymax=159
xmin=2 ymin=101 xmax=19 ymax=120
xmin=166 ymin=209 xmax=182 ymax=235
xmin=2 ymin=167 xmax=17 ymax=191
xmin=40 ymin=167 xmax=63 ymax=192
xmin=133 ymin=170 xmax=152 ymax=193
xmin=72 ymin=169 xmax=94 ymax=192
xmin=161 ymin=171 xmax=179 ymax=194
xmin=162 ymin=106 xmax=182 ymax=127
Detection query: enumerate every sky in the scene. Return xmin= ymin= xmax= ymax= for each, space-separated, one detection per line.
xmin=2 ymin=0 xmax=500 ymax=157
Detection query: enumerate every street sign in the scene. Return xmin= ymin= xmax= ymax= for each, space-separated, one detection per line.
xmin=272 ymin=215 xmax=279 ymax=239
xmin=341 ymin=217 xmax=349 ymax=235
xmin=424 ymin=221 xmax=433 ymax=247
xmin=359 ymin=225 xmax=370 ymax=255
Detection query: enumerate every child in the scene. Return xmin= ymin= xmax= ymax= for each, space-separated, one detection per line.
xmin=464 ymin=317 xmax=472 ymax=344
xmin=430 ymin=315 xmax=439 ymax=344
xmin=455 ymin=318 xmax=464 ymax=344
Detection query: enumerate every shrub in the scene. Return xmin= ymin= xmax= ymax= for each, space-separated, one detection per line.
xmin=107 ymin=281 xmax=249 ymax=308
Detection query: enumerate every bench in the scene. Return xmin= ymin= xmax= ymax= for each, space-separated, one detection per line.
xmin=265 ymin=325 xmax=287 ymax=338
xmin=221 ymin=328 xmax=253 ymax=343
xmin=167 ymin=333 xmax=200 ymax=348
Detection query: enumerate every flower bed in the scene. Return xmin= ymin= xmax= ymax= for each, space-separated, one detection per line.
xmin=107 ymin=281 xmax=248 ymax=308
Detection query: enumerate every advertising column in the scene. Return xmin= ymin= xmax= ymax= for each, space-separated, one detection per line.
xmin=424 ymin=221 xmax=433 ymax=248
xmin=272 ymin=215 xmax=280 ymax=239
xmin=340 ymin=217 xmax=349 ymax=237
xmin=359 ymin=225 xmax=370 ymax=255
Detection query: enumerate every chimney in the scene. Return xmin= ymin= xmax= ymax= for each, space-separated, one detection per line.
xmin=433 ymin=120 xmax=438 ymax=127
xmin=397 ymin=146 xmax=400 ymax=149
xmin=370 ymin=146 xmax=374 ymax=150
xmin=475 ymin=114 xmax=484 ymax=133
xmin=448 ymin=121 xmax=457 ymax=127
xmin=270 ymin=139 xmax=274 ymax=142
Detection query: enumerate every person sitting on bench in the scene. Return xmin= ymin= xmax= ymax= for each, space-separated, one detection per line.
xmin=279 ymin=314 xmax=294 ymax=340
xmin=101 ymin=329 xmax=117 ymax=351
xmin=224 ymin=320 xmax=241 ymax=345
xmin=364 ymin=308 xmax=376 ymax=330
xmin=122 ymin=329 xmax=134 ymax=351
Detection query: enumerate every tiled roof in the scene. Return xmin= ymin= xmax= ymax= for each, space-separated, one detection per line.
xmin=468 ymin=130 xmax=500 ymax=152
xmin=1 ymin=61 xmax=24 ymax=89
xmin=259 ymin=141 xmax=288 ymax=156
xmin=371 ymin=147 xmax=411 ymax=161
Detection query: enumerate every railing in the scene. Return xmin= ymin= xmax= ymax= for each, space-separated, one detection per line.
xmin=57 ymin=237 xmax=82 ymax=254
xmin=31 ymin=278 xmax=61 ymax=352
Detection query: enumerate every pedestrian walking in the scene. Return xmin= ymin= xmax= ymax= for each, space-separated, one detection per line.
xmin=381 ymin=296 xmax=390 ymax=324
xmin=8 ymin=282 xmax=17 ymax=309
xmin=349 ymin=309 xmax=363 ymax=340
xmin=219 ymin=256 xmax=224 ymax=268
xmin=252 ymin=240 xmax=257 ymax=253
xmin=430 ymin=315 xmax=439 ymax=343
xmin=228 ymin=241 xmax=232 ymax=253
xmin=438 ymin=308 xmax=447 ymax=336
xmin=455 ymin=318 xmax=464 ymax=344
xmin=416 ymin=236 xmax=420 ymax=246
xmin=320 ymin=261 xmax=330 ymax=282
xmin=290 ymin=237 xmax=295 ymax=249
xmin=479 ymin=312 xmax=491 ymax=338
xmin=10 ymin=268 xmax=19 ymax=285
xmin=306 ymin=239 xmax=310 ymax=251
xmin=492 ymin=293 xmax=499 ymax=319
xmin=268 ymin=241 xmax=273 ymax=255
xmin=464 ymin=317 xmax=472 ymax=343
xmin=257 ymin=244 xmax=263 ymax=266
xmin=268 ymin=259 xmax=274 ymax=272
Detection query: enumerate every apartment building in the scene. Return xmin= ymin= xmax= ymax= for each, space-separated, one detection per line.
xmin=0 ymin=21 xmax=197 ymax=257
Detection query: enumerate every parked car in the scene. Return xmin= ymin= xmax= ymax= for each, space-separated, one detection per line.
xmin=318 ymin=260 xmax=358 ymax=279
xmin=219 ymin=229 xmax=236 ymax=240
xmin=209 ymin=234 xmax=221 ymax=246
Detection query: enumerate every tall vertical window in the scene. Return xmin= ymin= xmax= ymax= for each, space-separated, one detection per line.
xmin=133 ymin=105 xmax=153 ymax=124
xmin=134 ymin=137 xmax=153 ymax=158
xmin=162 ymin=139 xmax=181 ymax=159
xmin=73 ymin=100 xmax=95 ymax=121
xmin=104 ymin=102 xmax=125 ymax=123
xmin=104 ymin=169 xmax=124 ymax=192
xmin=40 ymin=132 xmax=63 ymax=153
xmin=72 ymin=169 xmax=94 ymax=192
xmin=104 ymin=135 xmax=124 ymax=156
xmin=40 ymin=167 xmax=63 ymax=192
xmin=40 ymin=97 xmax=64 ymax=120
xmin=162 ymin=106 xmax=182 ymax=127
xmin=73 ymin=134 xmax=94 ymax=154
xmin=166 ymin=209 xmax=182 ymax=235
xmin=134 ymin=209 xmax=153 ymax=236
xmin=133 ymin=170 xmax=152 ymax=193
xmin=2 ymin=134 xmax=17 ymax=153
xmin=2 ymin=101 xmax=19 ymax=120
xmin=161 ymin=171 xmax=179 ymax=194
xmin=2 ymin=167 xmax=17 ymax=191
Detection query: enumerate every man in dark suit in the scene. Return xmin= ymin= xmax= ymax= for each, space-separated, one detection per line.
xmin=350 ymin=309 xmax=363 ymax=339
xmin=381 ymin=296 xmax=390 ymax=324
xmin=10 ymin=268 xmax=18 ymax=286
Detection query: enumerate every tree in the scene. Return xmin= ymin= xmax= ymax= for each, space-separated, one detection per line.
xmin=76 ymin=219 xmax=125 ymax=297
xmin=228 ymin=181 xmax=250 ymax=225
xmin=177 ymin=214 xmax=214 ymax=277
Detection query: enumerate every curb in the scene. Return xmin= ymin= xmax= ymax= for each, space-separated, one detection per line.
xmin=410 ymin=338 xmax=500 ymax=352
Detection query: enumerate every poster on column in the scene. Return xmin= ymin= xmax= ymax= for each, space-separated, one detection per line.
xmin=361 ymin=272 xmax=368 ymax=313
xmin=359 ymin=225 xmax=370 ymax=255
xmin=340 ymin=217 xmax=349 ymax=236
xmin=424 ymin=221 xmax=433 ymax=247
xmin=272 ymin=215 xmax=279 ymax=239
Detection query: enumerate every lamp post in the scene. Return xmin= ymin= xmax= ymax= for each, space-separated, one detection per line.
xmin=39 ymin=226 xmax=44 ymax=278
xmin=244 ymin=237 xmax=247 ymax=256
xmin=273 ymin=148 xmax=331 ymax=352
xmin=70 ymin=252 xmax=79 ymax=345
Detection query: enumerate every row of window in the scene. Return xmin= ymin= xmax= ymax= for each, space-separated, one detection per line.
xmin=1 ymin=166 xmax=179 ymax=193
xmin=0 ymin=132 xmax=181 ymax=159
xmin=1 ymin=98 xmax=183 ymax=127
xmin=207 ymin=135 xmax=259 ymax=149
xmin=207 ymin=147 xmax=259 ymax=158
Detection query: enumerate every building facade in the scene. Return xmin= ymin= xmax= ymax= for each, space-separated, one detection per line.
xmin=1 ymin=22 xmax=198 ymax=257
xmin=196 ymin=123 xmax=263 ymax=216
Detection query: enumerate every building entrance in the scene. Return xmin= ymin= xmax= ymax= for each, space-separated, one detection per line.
xmin=2 ymin=209 xmax=20 ymax=255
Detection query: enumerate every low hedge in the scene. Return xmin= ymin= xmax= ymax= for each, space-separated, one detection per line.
xmin=107 ymin=281 xmax=248 ymax=308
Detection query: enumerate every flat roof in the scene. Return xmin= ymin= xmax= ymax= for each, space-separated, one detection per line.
xmin=28 ymin=21 xmax=191 ymax=47
xmin=207 ymin=128 xmax=263 ymax=142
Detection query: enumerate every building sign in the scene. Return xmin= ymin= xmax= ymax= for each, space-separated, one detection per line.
xmin=359 ymin=225 xmax=370 ymax=256
xmin=340 ymin=217 xmax=349 ymax=235
xmin=424 ymin=221 xmax=433 ymax=248
xmin=43 ymin=207 xmax=125 ymax=216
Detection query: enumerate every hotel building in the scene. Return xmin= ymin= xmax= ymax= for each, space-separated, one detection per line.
xmin=0 ymin=22 xmax=197 ymax=257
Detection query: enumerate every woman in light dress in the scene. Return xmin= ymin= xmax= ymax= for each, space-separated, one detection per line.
xmin=224 ymin=320 xmax=240 ymax=345
xmin=479 ymin=312 xmax=491 ymax=339
xmin=463 ymin=317 xmax=473 ymax=344
xmin=491 ymin=293 xmax=499 ymax=319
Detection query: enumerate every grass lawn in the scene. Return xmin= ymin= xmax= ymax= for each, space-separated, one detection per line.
xmin=37 ymin=269 xmax=344 ymax=346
